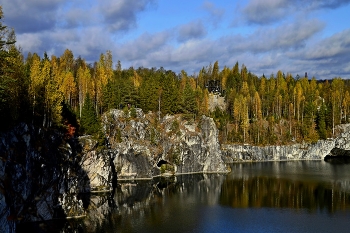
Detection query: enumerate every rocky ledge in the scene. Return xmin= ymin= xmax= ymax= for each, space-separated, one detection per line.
xmin=222 ymin=124 xmax=350 ymax=162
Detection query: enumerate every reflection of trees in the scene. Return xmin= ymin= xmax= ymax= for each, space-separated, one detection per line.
xmin=219 ymin=177 xmax=350 ymax=213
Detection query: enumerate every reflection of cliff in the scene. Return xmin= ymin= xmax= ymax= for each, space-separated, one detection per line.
xmin=80 ymin=174 xmax=226 ymax=233
xmin=219 ymin=177 xmax=350 ymax=213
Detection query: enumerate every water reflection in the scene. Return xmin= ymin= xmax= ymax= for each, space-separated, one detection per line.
xmin=220 ymin=176 xmax=350 ymax=212
xmin=220 ymin=161 xmax=350 ymax=213
xmin=17 ymin=161 xmax=350 ymax=232
xmin=101 ymin=174 xmax=226 ymax=233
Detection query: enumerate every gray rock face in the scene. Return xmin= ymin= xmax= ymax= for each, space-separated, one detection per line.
xmin=221 ymin=124 xmax=350 ymax=162
xmin=221 ymin=137 xmax=346 ymax=162
xmin=222 ymin=140 xmax=335 ymax=162
xmin=334 ymin=129 xmax=350 ymax=150
xmin=78 ymin=136 xmax=113 ymax=192
xmin=103 ymin=109 xmax=229 ymax=180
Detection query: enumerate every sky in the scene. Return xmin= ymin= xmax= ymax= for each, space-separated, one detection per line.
xmin=1 ymin=0 xmax=350 ymax=79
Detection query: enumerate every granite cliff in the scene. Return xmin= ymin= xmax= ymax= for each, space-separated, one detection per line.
xmin=222 ymin=124 xmax=350 ymax=162
xmin=103 ymin=108 xmax=229 ymax=179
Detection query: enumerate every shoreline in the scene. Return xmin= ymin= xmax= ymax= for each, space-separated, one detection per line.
xmin=114 ymin=158 xmax=338 ymax=181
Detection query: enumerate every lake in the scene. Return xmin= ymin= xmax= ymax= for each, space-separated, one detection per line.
xmin=18 ymin=160 xmax=350 ymax=232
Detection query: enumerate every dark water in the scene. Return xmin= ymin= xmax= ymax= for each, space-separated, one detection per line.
xmin=21 ymin=161 xmax=350 ymax=233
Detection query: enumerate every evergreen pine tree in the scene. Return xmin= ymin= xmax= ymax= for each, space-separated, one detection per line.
xmin=80 ymin=93 xmax=99 ymax=135
xmin=316 ymin=103 xmax=327 ymax=139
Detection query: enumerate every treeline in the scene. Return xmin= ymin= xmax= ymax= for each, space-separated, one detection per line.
xmin=1 ymin=6 xmax=350 ymax=145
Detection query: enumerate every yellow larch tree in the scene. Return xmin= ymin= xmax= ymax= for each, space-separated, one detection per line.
xmin=77 ymin=63 xmax=92 ymax=117
xmin=29 ymin=54 xmax=42 ymax=118
xmin=45 ymin=57 xmax=64 ymax=127
xmin=342 ymin=90 xmax=350 ymax=123
xmin=62 ymin=71 xmax=76 ymax=106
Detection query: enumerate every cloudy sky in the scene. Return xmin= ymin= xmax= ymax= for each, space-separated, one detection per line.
xmin=2 ymin=0 xmax=350 ymax=79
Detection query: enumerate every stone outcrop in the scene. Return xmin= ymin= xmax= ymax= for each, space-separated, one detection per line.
xmin=322 ymin=128 xmax=350 ymax=163
xmin=222 ymin=140 xmax=336 ymax=162
xmin=103 ymin=109 xmax=229 ymax=180
xmin=0 ymin=124 xmax=92 ymax=232
xmin=208 ymin=93 xmax=226 ymax=112
xmin=222 ymin=124 xmax=350 ymax=162
xmin=78 ymin=136 xmax=113 ymax=192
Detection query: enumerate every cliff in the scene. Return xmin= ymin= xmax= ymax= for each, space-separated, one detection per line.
xmin=0 ymin=124 xmax=91 ymax=232
xmin=222 ymin=124 xmax=350 ymax=162
xmin=103 ymin=108 xmax=229 ymax=180
xmin=222 ymin=140 xmax=335 ymax=162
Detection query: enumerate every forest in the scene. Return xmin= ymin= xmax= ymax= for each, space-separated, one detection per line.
xmin=1 ymin=6 xmax=350 ymax=146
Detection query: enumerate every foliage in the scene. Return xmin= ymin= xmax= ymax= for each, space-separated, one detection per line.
xmin=160 ymin=164 xmax=174 ymax=174
xmin=170 ymin=120 xmax=181 ymax=136
xmin=80 ymin=93 xmax=100 ymax=135
xmin=130 ymin=107 xmax=137 ymax=118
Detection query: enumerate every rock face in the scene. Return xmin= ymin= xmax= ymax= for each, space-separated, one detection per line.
xmin=222 ymin=140 xmax=336 ymax=162
xmin=222 ymin=125 xmax=350 ymax=162
xmin=208 ymin=93 xmax=226 ymax=112
xmin=78 ymin=136 xmax=113 ymax=192
xmin=0 ymin=124 xmax=92 ymax=232
xmin=103 ymin=109 xmax=229 ymax=180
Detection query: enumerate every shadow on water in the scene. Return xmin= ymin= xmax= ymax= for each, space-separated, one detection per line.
xmin=324 ymin=155 xmax=350 ymax=164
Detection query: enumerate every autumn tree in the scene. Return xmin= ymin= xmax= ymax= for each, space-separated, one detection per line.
xmin=0 ymin=9 xmax=27 ymax=129
xmin=342 ymin=90 xmax=350 ymax=123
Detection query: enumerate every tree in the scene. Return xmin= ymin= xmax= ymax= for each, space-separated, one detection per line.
xmin=316 ymin=103 xmax=327 ymax=139
xmin=212 ymin=60 xmax=219 ymax=80
xmin=183 ymin=82 xmax=197 ymax=115
xmin=77 ymin=62 xmax=92 ymax=117
xmin=342 ymin=90 xmax=350 ymax=123
xmin=29 ymin=53 xmax=44 ymax=122
xmin=241 ymin=97 xmax=249 ymax=143
xmin=233 ymin=95 xmax=243 ymax=133
xmin=80 ymin=93 xmax=99 ymax=135
xmin=62 ymin=71 xmax=76 ymax=106
xmin=295 ymin=82 xmax=304 ymax=123
xmin=0 ymin=12 xmax=25 ymax=130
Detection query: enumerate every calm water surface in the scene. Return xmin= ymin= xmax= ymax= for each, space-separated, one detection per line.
xmin=23 ymin=160 xmax=350 ymax=232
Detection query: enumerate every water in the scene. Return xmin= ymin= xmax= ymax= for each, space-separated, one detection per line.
xmin=19 ymin=160 xmax=350 ymax=232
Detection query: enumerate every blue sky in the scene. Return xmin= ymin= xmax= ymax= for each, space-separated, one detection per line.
xmin=1 ymin=0 xmax=350 ymax=79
